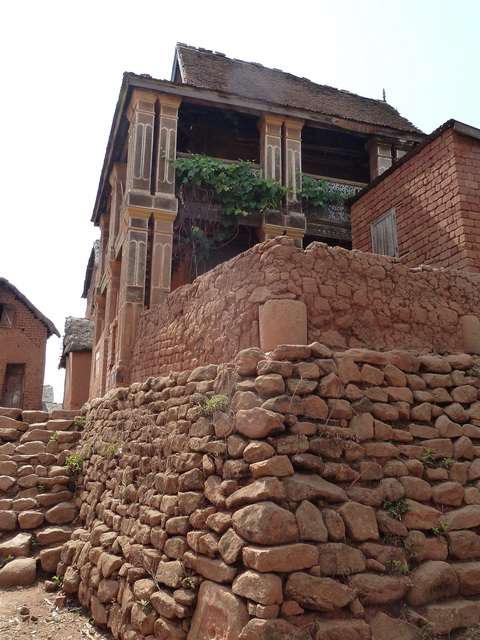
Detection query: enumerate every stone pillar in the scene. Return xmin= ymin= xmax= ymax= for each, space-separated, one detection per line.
xmin=367 ymin=138 xmax=393 ymax=179
xmin=260 ymin=114 xmax=283 ymax=183
xmin=259 ymin=299 xmax=308 ymax=351
xmin=283 ymin=118 xmax=304 ymax=206
xmin=461 ymin=315 xmax=480 ymax=354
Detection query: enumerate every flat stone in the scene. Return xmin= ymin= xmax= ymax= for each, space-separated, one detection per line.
xmin=295 ymin=500 xmax=328 ymax=542
xmin=370 ymin=612 xmax=418 ymax=640
xmin=226 ymin=477 xmax=285 ymax=509
xmin=235 ymin=407 xmax=284 ymax=439
xmin=184 ymin=551 xmax=236 ymax=583
xmin=453 ymin=562 xmax=480 ymax=596
xmin=283 ymin=473 xmax=347 ymax=503
xmin=187 ymin=581 xmax=249 ymax=640
xmin=315 ymin=619 xmax=371 ymax=640
xmin=402 ymin=499 xmax=441 ymax=530
xmin=45 ymin=501 xmax=77 ymax=524
xmin=238 ymin=618 xmax=310 ymax=640
xmin=285 ymin=572 xmax=355 ymax=611
xmin=232 ymin=501 xmax=298 ymax=545
xmin=243 ymin=543 xmax=318 ymax=573
xmin=250 ymin=455 xmax=294 ymax=478
xmin=232 ymin=570 xmax=283 ymax=605
xmin=0 ymin=510 xmax=17 ymax=531
xmin=18 ymin=510 xmax=44 ymax=529
xmin=349 ymin=572 xmax=409 ymax=604
xmin=0 ymin=532 xmax=31 ymax=557
xmin=447 ymin=531 xmax=480 ymax=559
xmin=317 ymin=543 xmax=366 ymax=576
xmin=218 ymin=528 xmax=245 ymax=565
xmin=338 ymin=501 xmax=379 ymax=541
xmin=423 ymin=600 xmax=480 ymax=635
xmin=442 ymin=505 xmax=480 ymax=530
xmin=39 ymin=546 xmax=63 ymax=573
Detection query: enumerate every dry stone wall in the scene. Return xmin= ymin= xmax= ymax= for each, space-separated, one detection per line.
xmin=59 ymin=343 xmax=480 ymax=639
xmin=0 ymin=407 xmax=82 ymax=586
xmin=131 ymin=237 xmax=480 ymax=381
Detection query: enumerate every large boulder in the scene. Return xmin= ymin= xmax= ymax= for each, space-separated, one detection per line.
xmin=243 ymin=543 xmax=318 ymax=573
xmin=283 ymin=473 xmax=347 ymax=503
xmin=239 ymin=618 xmax=310 ymax=640
xmin=232 ymin=501 xmax=298 ymax=544
xmin=407 ymin=560 xmax=459 ymax=606
xmin=187 ymin=581 xmax=249 ymax=640
xmin=0 ymin=557 xmax=36 ymax=586
xmin=349 ymin=573 xmax=409 ymax=604
xmin=232 ymin=570 xmax=283 ymax=605
xmin=0 ymin=532 xmax=31 ymax=557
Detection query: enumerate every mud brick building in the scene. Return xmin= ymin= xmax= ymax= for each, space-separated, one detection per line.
xmin=350 ymin=120 xmax=480 ymax=270
xmin=84 ymin=43 xmax=423 ymax=397
xmin=60 ymin=316 xmax=94 ymax=411
xmin=0 ymin=278 xmax=59 ymax=409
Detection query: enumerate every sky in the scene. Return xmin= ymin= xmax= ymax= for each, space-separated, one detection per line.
xmin=1 ymin=0 xmax=479 ymax=401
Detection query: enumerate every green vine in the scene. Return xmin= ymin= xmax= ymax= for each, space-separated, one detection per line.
xmin=300 ymin=174 xmax=346 ymax=208
xmin=175 ymin=155 xmax=286 ymax=216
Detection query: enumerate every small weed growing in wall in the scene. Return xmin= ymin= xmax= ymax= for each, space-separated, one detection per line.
xmin=200 ymin=394 xmax=229 ymax=417
xmin=421 ymin=448 xmax=454 ymax=469
xmin=73 ymin=416 xmax=86 ymax=429
xmin=0 ymin=555 xmax=14 ymax=569
xmin=65 ymin=453 xmax=84 ymax=475
xmin=431 ymin=521 xmax=449 ymax=536
xmin=467 ymin=364 xmax=480 ymax=378
xmin=385 ymin=560 xmax=410 ymax=576
xmin=37 ymin=483 xmax=47 ymax=494
xmin=137 ymin=599 xmax=152 ymax=613
xmin=52 ymin=575 xmax=63 ymax=589
xmin=49 ymin=431 xmax=59 ymax=443
xmin=383 ymin=498 xmax=409 ymax=521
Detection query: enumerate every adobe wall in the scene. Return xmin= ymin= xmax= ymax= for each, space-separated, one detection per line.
xmin=350 ymin=128 xmax=480 ymax=271
xmin=0 ymin=407 xmax=81 ymax=585
xmin=64 ymin=351 xmax=92 ymax=411
xmin=0 ymin=283 xmax=48 ymax=409
xmin=130 ymin=237 xmax=480 ymax=383
xmin=59 ymin=343 xmax=480 ymax=639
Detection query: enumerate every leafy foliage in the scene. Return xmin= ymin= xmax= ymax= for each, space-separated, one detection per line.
xmin=421 ymin=448 xmax=454 ymax=469
xmin=300 ymin=174 xmax=346 ymax=208
xmin=65 ymin=453 xmax=84 ymax=474
xmin=383 ymin=498 xmax=409 ymax=521
xmin=385 ymin=559 xmax=410 ymax=575
xmin=175 ymin=155 xmax=286 ymax=216
xmin=200 ymin=394 xmax=229 ymax=417
xmin=431 ymin=521 xmax=449 ymax=536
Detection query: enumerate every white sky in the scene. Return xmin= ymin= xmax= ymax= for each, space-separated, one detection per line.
xmin=1 ymin=0 xmax=479 ymax=402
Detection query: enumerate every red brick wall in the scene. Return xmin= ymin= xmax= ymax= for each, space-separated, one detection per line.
xmin=351 ymin=129 xmax=480 ymax=271
xmin=130 ymin=237 xmax=480 ymax=382
xmin=0 ymin=284 xmax=48 ymax=409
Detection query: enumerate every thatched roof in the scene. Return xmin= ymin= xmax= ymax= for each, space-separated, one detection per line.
xmin=0 ymin=277 xmax=59 ymax=337
xmin=59 ymin=316 xmax=94 ymax=368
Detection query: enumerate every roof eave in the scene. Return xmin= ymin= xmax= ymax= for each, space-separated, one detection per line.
xmin=92 ymin=73 xmax=425 ymax=225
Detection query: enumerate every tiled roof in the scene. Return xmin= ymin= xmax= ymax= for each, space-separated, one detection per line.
xmin=174 ymin=44 xmax=421 ymax=135
xmin=0 ymin=277 xmax=59 ymax=337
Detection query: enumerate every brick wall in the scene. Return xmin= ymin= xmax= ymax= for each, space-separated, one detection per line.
xmin=130 ymin=238 xmax=480 ymax=382
xmin=0 ymin=284 xmax=48 ymax=409
xmin=350 ymin=128 xmax=480 ymax=271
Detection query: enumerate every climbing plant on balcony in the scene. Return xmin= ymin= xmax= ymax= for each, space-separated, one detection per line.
xmin=173 ymin=154 xmax=286 ymax=278
xmin=300 ymin=174 xmax=347 ymax=209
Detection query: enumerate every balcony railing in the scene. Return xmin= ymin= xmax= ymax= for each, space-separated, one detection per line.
xmin=302 ymin=174 xmax=366 ymax=241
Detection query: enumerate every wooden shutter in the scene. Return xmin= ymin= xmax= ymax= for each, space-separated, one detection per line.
xmin=371 ymin=209 xmax=398 ymax=257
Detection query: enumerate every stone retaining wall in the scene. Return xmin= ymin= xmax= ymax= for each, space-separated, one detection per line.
xmin=0 ymin=407 xmax=82 ymax=586
xmin=59 ymin=343 xmax=480 ymax=639
xmin=130 ymin=237 xmax=480 ymax=383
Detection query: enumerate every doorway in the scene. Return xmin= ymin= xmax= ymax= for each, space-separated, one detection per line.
xmin=1 ymin=363 xmax=25 ymax=408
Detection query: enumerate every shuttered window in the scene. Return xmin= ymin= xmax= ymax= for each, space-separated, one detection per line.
xmin=371 ymin=209 xmax=398 ymax=257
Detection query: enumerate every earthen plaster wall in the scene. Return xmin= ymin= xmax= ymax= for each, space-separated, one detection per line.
xmin=130 ymin=237 xmax=480 ymax=383
xmin=58 ymin=344 xmax=480 ymax=639
xmin=350 ymin=128 xmax=480 ymax=271
xmin=0 ymin=283 xmax=48 ymax=409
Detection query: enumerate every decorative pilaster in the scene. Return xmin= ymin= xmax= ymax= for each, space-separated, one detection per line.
xmin=283 ymin=118 xmax=304 ymax=205
xmin=367 ymin=138 xmax=393 ymax=179
xmin=125 ymin=90 xmax=156 ymax=209
xmin=150 ymin=211 xmax=176 ymax=305
xmin=108 ymin=163 xmax=126 ymax=255
xmin=154 ymin=95 xmax=181 ymax=208
xmin=260 ymin=114 xmax=283 ymax=182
